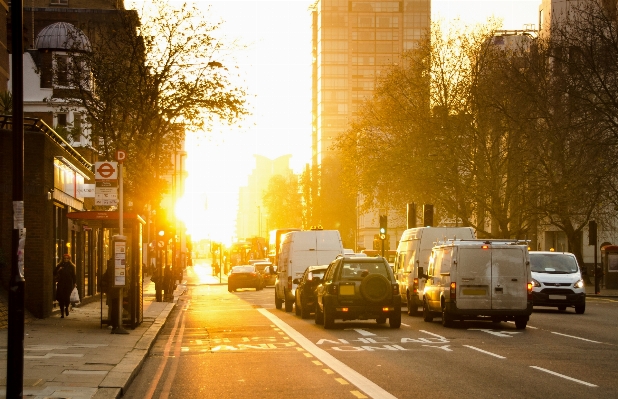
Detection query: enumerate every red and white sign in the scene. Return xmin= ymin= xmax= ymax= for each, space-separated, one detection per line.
xmin=116 ymin=149 xmax=127 ymax=164
xmin=94 ymin=162 xmax=118 ymax=180
xmin=94 ymin=162 xmax=118 ymax=205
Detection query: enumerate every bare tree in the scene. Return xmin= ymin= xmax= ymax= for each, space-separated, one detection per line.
xmin=58 ymin=1 xmax=248 ymax=210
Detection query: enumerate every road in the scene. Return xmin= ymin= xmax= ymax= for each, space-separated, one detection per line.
xmin=124 ymin=263 xmax=618 ymax=399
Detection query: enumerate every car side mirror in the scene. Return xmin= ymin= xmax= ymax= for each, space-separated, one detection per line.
xmin=418 ymin=266 xmax=427 ymax=279
xmin=293 ymin=278 xmax=300 ymax=284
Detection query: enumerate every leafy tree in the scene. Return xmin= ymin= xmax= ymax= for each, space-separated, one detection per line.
xmin=56 ymin=0 xmax=248 ymax=211
xmin=262 ymin=174 xmax=303 ymax=231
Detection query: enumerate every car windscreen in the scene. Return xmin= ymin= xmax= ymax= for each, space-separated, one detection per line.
xmin=231 ymin=266 xmax=255 ymax=274
xmin=253 ymin=263 xmax=271 ymax=273
xmin=338 ymin=262 xmax=390 ymax=281
xmin=308 ymin=268 xmax=327 ymax=280
xmin=530 ymin=254 xmax=579 ymax=273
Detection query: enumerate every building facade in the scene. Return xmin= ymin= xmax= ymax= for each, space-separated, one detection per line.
xmin=311 ymin=0 xmax=430 ymax=250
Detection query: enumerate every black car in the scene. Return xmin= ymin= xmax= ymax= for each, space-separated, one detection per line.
xmin=315 ymin=255 xmax=401 ymax=329
xmin=228 ymin=265 xmax=264 ymax=292
xmin=293 ymin=265 xmax=328 ymax=319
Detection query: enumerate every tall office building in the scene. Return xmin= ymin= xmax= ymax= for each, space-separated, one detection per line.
xmin=311 ymin=0 xmax=430 ymax=165
xmin=311 ymin=0 xmax=430 ymax=249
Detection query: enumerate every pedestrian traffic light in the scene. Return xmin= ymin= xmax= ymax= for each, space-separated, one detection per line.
xmin=379 ymin=215 xmax=387 ymax=240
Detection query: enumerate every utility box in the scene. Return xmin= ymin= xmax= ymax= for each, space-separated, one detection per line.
xmin=601 ymin=245 xmax=618 ymax=289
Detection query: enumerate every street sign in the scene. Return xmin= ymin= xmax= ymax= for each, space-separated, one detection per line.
xmin=158 ymin=241 xmax=165 ymax=248
xmin=116 ymin=149 xmax=127 ymax=164
xmin=94 ymin=162 xmax=118 ymax=180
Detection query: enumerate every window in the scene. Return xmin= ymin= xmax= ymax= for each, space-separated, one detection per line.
xmin=56 ymin=55 xmax=69 ymax=86
xmin=72 ymin=114 xmax=82 ymax=142
xmin=57 ymin=113 xmax=67 ymax=127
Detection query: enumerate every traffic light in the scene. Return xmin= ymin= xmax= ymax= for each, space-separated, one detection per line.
xmin=379 ymin=215 xmax=387 ymax=240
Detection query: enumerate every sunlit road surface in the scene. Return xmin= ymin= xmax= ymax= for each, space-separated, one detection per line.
xmin=124 ymin=268 xmax=618 ymax=398
xmin=187 ymin=258 xmax=228 ymax=285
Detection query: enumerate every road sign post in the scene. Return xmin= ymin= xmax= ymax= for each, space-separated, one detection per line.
xmin=112 ymin=150 xmax=129 ymax=334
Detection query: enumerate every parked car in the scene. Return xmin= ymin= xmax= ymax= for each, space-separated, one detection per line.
xmin=315 ymin=255 xmax=401 ymax=329
xmin=529 ymin=251 xmax=586 ymax=314
xmin=254 ymin=261 xmax=276 ymax=286
xmin=228 ymin=265 xmax=264 ymax=292
xmin=422 ymin=240 xmax=532 ymax=329
xmin=293 ymin=265 xmax=328 ymax=319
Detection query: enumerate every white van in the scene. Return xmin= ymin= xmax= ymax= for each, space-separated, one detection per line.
xmin=394 ymin=227 xmax=475 ymax=315
xmin=422 ymin=240 xmax=533 ymax=329
xmin=275 ymin=229 xmax=344 ymax=312
xmin=529 ymin=251 xmax=586 ymax=314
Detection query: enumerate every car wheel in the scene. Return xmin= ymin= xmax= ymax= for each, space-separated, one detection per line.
xmin=423 ymin=299 xmax=433 ymax=322
xmin=285 ymin=297 xmax=294 ymax=312
xmin=441 ymin=306 xmax=453 ymax=328
xmin=323 ymin=306 xmax=335 ymax=329
xmin=515 ymin=316 xmax=527 ymax=329
xmin=295 ymin=293 xmax=301 ymax=316
xmin=558 ymin=305 xmax=566 ymax=311
xmin=315 ymin=303 xmax=324 ymax=325
xmin=575 ymin=303 xmax=586 ymax=314
xmin=376 ymin=316 xmax=386 ymax=324
xmin=389 ymin=310 xmax=401 ymax=329
xmin=275 ymin=290 xmax=283 ymax=310
xmin=407 ymin=292 xmax=419 ymax=316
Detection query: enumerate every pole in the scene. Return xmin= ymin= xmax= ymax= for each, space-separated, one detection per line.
xmin=8 ymin=1 xmax=26 ymax=397
xmin=594 ymin=241 xmax=600 ymax=294
xmin=219 ymin=244 xmax=222 ymax=284
xmin=111 ymin=163 xmax=128 ymax=334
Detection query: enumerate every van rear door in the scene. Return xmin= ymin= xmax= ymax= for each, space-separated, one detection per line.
xmin=491 ymin=247 xmax=527 ymax=310
xmin=456 ymin=247 xmax=492 ymax=309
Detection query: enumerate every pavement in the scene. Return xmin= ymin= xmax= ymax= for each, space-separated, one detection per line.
xmin=0 ymin=268 xmax=613 ymax=399
xmin=0 ymin=263 xmax=228 ymax=399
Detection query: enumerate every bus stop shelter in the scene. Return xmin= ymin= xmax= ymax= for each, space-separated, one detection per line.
xmin=67 ymin=211 xmax=145 ymax=329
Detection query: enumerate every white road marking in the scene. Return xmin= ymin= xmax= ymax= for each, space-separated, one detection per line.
xmin=463 ymin=345 xmax=506 ymax=359
xmin=469 ymin=329 xmax=522 ymax=337
xmin=419 ymin=330 xmax=448 ymax=339
xmin=258 ymin=308 xmax=397 ymax=399
xmin=530 ymin=366 xmax=597 ymax=387
xmin=401 ymin=323 xmax=410 ymax=327
xmin=346 ymin=328 xmax=376 ymax=336
xmin=550 ymin=332 xmax=602 ymax=343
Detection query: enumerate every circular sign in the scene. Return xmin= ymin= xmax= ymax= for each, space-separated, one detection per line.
xmin=157 ymin=241 xmax=165 ymax=248
xmin=97 ymin=162 xmax=116 ymax=179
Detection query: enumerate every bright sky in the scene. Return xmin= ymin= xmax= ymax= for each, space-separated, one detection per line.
xmin=127 ymin=0 xmax=540 ymax=243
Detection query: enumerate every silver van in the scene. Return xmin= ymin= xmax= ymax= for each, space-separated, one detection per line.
xmin=422 ymin=240 xmax=533 ymax=329
xmin=394 ymin=227 xmax=475 ymax=315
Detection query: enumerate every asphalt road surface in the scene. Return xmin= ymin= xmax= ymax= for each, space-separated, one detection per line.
xmin=124 ymin=265 xmax=618 ymax=399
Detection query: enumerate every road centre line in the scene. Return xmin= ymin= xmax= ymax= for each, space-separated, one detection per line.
xmin=463 ymin=345 xmax=506 ymax=359
xmin=530 ymin=366 xmax=597 ymax=387
xmin=551 ymin=332 xmax=602 ymax=343
xmin=258 ymin=309 xmax=397 ymax=399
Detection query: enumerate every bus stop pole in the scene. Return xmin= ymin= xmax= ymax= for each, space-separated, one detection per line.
xmin=112 ymin=161 xmax=128 ymax=334
xmin=219 ymin=244 xmax=222 ymax=284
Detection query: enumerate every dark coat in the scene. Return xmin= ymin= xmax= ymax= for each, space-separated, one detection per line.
xmin=54 ymin=261 xmax=76 ymax=303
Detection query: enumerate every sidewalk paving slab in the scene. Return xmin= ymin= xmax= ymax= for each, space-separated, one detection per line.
xmin=0 ymin=276 xmax=185 ymax=399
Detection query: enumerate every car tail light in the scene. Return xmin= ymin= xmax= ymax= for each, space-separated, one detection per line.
xmin=412 ymin=277 xmax=419 ymax=294
xmin=450 ymin=282 xmax=456 ymax=300
xmin=527 ymin=282 xmax=533 ymax=300
xmin=250 ymin=272 xmax=257 ymax=277
xmin=392 ymin=284 xmax=399 ymax=295
xmin=342 ymin=308 xmax=348 ymax=312
xmin=288 ymin=276 xmax=292 ymax=290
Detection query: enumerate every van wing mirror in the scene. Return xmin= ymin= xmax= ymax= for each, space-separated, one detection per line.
xmin=418 ymin=266 xmax=426 ymax=279
xmin=292 ymin=278 xmax=300 ymax=284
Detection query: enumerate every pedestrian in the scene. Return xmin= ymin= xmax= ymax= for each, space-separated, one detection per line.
xmin=163 ymin=264 xmax=173 ymax=302
xmin=54 ymin=253 xmax=76 ymax=318
xmin=152 ymin=265 xmax=163 ymax=302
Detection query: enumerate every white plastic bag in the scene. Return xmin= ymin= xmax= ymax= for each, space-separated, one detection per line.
xmin=70 ymin=287 xmax=80 ymax=306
